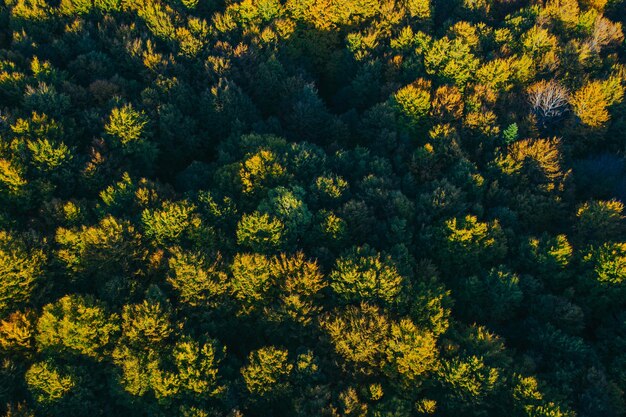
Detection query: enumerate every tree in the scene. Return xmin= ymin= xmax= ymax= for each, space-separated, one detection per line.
xmin=578 ymin=242 xmax=626 ymax=321
xmin=258 ymin=186 xmax=313 ymax=243
xmin=0 ymin=159 xmax=28 ymax=205
xmin=230 ymin=253 xmax=273 ymax=313
xmin=424 ymin=37 xmax=479 ymax=86
xmin=588 ymin=15 xmax=624 ymax=52
xmin=496 ymin=137 xmax=565 ymax=190
xmin=520 ymin=26 xmax=559 ymax=72
xmin=432 ymin=85 xmax=464 ymax=122
xmin=112 ymin=343 xmax=162 ymax=399
xmin=571 ymin=81 xmax=610 ymax=128
xmin=36 ymin=294 xmax=119 ymax=359
xmin=314 ymin=174 xmax=349 ymax=203
xmin=322 ymin=304 xmax=390 ymax=376
xmin=476 ymin=58 xmax=514 ymax=92
xmin=583 ymin=242 xmax=626 ymax=286
xmin=241 ymin=346 xmax=293 ymax=398
xmin=435 ymin=215 xmax=507 ymax=275
xmin=165 ymin=336 xmax=224 ymax=400
xmin=55 ymin=216 xmax=145 ymax=297
xmin=236 ymin=212 xmax=285 ymax=253
xmin=385 ymin=318 xmax=438 ymax=385
xmin=25 ymin=360 xmax=76 ymax=406
xmin=0 ymin=231 xmax=45 ymax=317
xmin=112 ymin=299 xmax=177 ymax=402
xmin=0 ymin=310 xmax=35 ymax=355
xmin=229 ymin=251 xmax=326 ymax=321
xmin=23 ymin=84 xmax=70 ymax=120
xmin=167 ymin=248 xmax=228 ymax=307
xmin=121 ymin=300 xmax=173 ymax=349
xmin=437 ymin=355 xmax=500 ymax=413
xmin=392 ymin=80 xmax=431 ymax=128
xmin=513 ymin=375 xmax=575 ymax=417
xmin=527 ymin=80 xmax=569 ymax=128
xmin=268 ymin=252 xmax=326 ymax=325
xmin=405 ymin=0 xmax=431 ymax=19
xmin=521 ymin=234 xmax=573 ymax=291
xmin=455 ymin=266 xmax=523 ymax=323
xmin=104 ymin=104 xmax=157 ymax=171
xmin=329 ymin=246 xmax=405 ymax=308
xmin=141 ymin=200 xmax=209 ymax=248
xmin=59 ymin=0 xmax=93 ymax=15
xmin=575 ymin=200 xmax=624 ymax=243
xmin=24 ymin=360 xmax=96 ymax=416
xmin=239 ymin=150 xmax=286 ymax=195
xmin=26 ymin=138 xmax=72 ymax=175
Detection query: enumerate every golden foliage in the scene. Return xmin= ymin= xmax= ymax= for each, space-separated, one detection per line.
xmin=0 ymin=310 xmax=35 ymax=353
xmin=406 ymin=0 xmax=431 ymax=19
xmin=432 ymin=85 xmax=464 ymax=120
xmin=571 ymin=81 xmax=610 ymax=127
xmin=498 ymin=138 xmax=565 ymax=187
xmin=0 ymin=158 xmax=27 ymax=196
xmin=581 ymin=0 xmax=607 ymax=9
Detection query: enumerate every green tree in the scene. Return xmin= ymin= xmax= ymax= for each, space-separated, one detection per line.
xmin=142 ymin=200 xmax=210 ymax=248
xmin=437 ymin=355 xmax=500 ymax=413
xmin=121 ymin=300 xmax=173 ymax=349
xmin=162 ymin=336 xmax=224 ymax=400
xmin=236 ymin=212 xmax=285 ymax=253
xmin=0 ymin=159 xmax=28 ymax=205
xmin=579 ymin=242 xmax=626 ymax=320
xmin=241 ymin=346 xmax=293 ymax=398
xmin=521 ymin=234 xmax=573 ymax=291
xmin=112 ymin=299 xmax=177 ymax=402
xmin=0 ymin=231 xmax=45 ymax=317
xmin=25 ymin=360 xmax=76 ymax=406
xmin=239 ymin=150 xmax=286 ymax=195
xmin=584 ymin=242 xmax=626 ymax=285
xmin=24 ymin=360 xmax=96 ymax=416
xmin=575 ymin=200 xmax=624 ymax=244
xmin=329 ymin=246 xmax=405 ymax=307
xmin=36 ymin=294 xmax=119 ymax=359
xmin=424 ymin=37 xmax=479 ymax=86
xmin=456 ymin=266 xmax=523 ymax=323
xmin=258 ymin=186 xmax=313 ymax=243
xmin=435 ymin=215 xmax=507 ymax=275
xmin=167 ymin=248 xmax=228 ymax=307
xmin=230 ymin=253 xmax=273 ymax=313
xmin=393 ymin=80 xmax=431 ymax=128
xmin=55 ymin=216 xmax=145 ymax=297
xmin=406 ymin=0 xmax=431 ymax=19
xmin=104 ymin=104 xmax=157 ymax=171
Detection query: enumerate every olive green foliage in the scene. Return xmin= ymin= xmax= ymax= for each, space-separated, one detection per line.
xmin=329 ymin=246 xmax=405 ymax=307
xmin=36 ymin=295 xmax=118 ymax=358
xmin=0 ymin=232 xmax=45 ymax=316
xmin=0 ymin=0 xmax=625 ymax=416
xmin=241 ymin=346 xmax=293 ymax=398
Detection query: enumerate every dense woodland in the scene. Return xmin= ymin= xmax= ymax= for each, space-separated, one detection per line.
xmin=0 ymin=0 xmax=625 ymax=415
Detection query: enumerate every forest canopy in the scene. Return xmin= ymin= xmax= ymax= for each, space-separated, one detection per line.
xmin=0 ymin=0 xmax=625 ymax=416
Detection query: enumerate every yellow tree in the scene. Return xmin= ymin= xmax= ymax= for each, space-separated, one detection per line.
xmin=571 ymin=81 xmax=610 ymax=127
